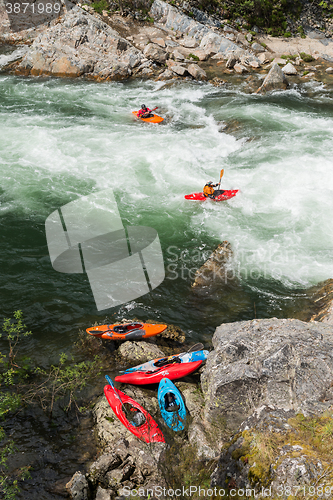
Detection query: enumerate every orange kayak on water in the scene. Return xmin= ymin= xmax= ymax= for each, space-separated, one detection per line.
xmin=132 ymin=111 xmax=164 ymax=123
xmin=86 ymin=322 xmax=167 ymax=340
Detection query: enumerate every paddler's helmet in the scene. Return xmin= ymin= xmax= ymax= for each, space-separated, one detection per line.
xmin=206 ymin=181 xmax=213 ymax=185
xmin=141 ymin=104 xmax=146 ymax=109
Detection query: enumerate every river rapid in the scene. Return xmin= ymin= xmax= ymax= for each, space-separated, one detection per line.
xmin=1 ymin=71 xmax=333 ymax=359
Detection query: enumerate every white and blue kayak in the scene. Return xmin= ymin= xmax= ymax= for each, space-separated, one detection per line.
xmin=158 ymin=378 xmax=186 ymax=432
xmin=121 ymin=349 xmax=209 ymax=374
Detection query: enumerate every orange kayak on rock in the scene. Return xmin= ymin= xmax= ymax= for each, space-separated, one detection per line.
xmin=86 ymin=322 xmax=167 ymax=340
xmin=132 ymin=111 xmax=164 ymax=123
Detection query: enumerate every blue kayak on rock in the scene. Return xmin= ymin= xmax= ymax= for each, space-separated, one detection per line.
xmin=158 ymin=378 xmax=186 ymax=432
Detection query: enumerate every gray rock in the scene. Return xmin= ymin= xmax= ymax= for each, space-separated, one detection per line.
xmin=96 ymin=486 xmax=112 ymax=500
xmin=210 ymin=405 xmax=324 ymax=493
xmin=282 ymin=62 xmax=297 ymax=75
xmin=226 ymin=54 xmax=237 ymax=68
xmin=307 ymin=29 xmax=326 ymax=39
xmin=187 ymin=63 xmax=207 ymax=80
xmin=246 ymin=33 xmax=253 ymax=42
xmin=150 ymin=37 xmax=166 ymax=47
xmin=17 ymin=6 xmax=143 ymax=80
xmin=257 ymin=62 xmax=288 ymax=93
xmin=143 ymin=43 xmax=168 ymax=64
xmin=66 ymin=472 xmax=88 ymax=500
xmin=310 ymin=279 xmax=333 ymax=324
xmin=150 ymin=0 xmax=250 ymax=60
xmin=201 ymin=318 xmax=333 ymax=432
xmin=192 ymin=242 xmax=234 ymax=289
xmin=156 ymin=68 xmax=176 ymax=80
xmin=178 ymin=37 xmax=198 ymax=48
xmin=234 ymin=63 xmax=248 ymax=73
xmin=171 ymin=64 xmax=188 ymax=76
xmin=326 ymin=67 xmax=333 ymax=73
xmin=117 ymin=341 xmax=165 ymax=365
xmin=251 ymin=42 xmax=265 ymax=52
xmin=172 ymin=49 xmax=185 ymax=61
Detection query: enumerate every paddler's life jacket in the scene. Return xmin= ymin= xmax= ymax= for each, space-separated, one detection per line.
xmin=203 ymin=184 xmax=215 ymax=197
xmin=137 ymin=107 xmax=151 ymax=117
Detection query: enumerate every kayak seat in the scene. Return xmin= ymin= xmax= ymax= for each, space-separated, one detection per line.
xmin=155 ymin=356 xmax=181 ymax=368
xmin=164 ymin=393 xmax=180 ymax=413
xmin=213 ymin=190 xmax=226 ymax=197
xmin=113 ymin=323 xmax=143 ymax=333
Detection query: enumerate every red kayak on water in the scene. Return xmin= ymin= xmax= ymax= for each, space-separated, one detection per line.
xmin=185 ymin=189 xmax=239 ymax=201
xmin=104 ymin=376 xmax=165 ymax=443
xmin=115 ymin=360 xmax=202 ymax=385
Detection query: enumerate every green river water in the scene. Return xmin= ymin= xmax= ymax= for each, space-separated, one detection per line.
xmin=1 ymin=49 xmax=333 ymax=498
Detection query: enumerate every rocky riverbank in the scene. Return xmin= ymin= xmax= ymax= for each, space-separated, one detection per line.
xmin=64 ymin=274 xmax=333 ymax=500
xmin=2 ymin=0 xmax=333 ymax=90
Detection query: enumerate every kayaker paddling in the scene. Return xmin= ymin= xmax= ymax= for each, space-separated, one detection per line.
xmin=137 ymin=104 xmax=153 ymax=118
xmin=203 ymin=181 xmax=219 ymax=199
xmin=203 ymin=169 xmax=225 ymax=199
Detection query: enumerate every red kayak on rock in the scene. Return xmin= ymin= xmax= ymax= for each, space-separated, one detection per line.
xmin=115 ymin=360 xmax=202 ymax=385
xmin=185 ymin=189 xmax=239 ymax=201
xmin=104 ymin=377 xmax=165 ymax=443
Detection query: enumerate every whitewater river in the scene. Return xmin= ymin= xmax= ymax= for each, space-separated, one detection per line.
xmin=1 ymin=65 xmax=333 ymax=361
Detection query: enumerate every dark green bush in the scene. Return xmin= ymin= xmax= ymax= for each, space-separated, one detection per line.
xmin=300 ymin=52 xmax=314 ymax=62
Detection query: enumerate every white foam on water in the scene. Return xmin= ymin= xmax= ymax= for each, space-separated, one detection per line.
xmin=1 ymin=77 xmax=333 ymax=289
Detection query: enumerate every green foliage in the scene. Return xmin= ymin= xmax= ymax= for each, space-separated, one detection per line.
xmin=297 ymin=25 xmax=306 ymax=38
xmin=222 ymin=0 xmax=302 ymax=35
xmin=1 ymin=311 xmax=32 ymax=368
xmin=283 ymin=31 xmax=291 ymax=37
xmin=189 ymin=53 xmax=200 ymax=61
xmin=300 ymin=52 xmax=314 ymax=62
xmin=24 ymin=353 xmax=102 ymax=419
xmin=0 ymin=428 xmax=31 ymax=500
xmin=91 ymin=0 xmax=109 ymax=14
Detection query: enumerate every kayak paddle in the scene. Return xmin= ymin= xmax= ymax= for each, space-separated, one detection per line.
xmin=187 ymin=342 xmax=204 ymax=353
xmin=218 ymin=169 xmax=224 ymax=188
xmin=105 ymin=375 xmax=127 ymax=414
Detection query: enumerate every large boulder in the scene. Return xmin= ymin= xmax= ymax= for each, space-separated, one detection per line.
xmin=117 ymin=341 xmax=165 ymax=366
xmin=187 ymin=63 xmax=207 ymax=81
xmin=201 ymin=318 xmax=333 ymax=432
xmin=17 ymin=6 xmax=143 ymax=79
xmin=257 ymin=62 xmax=288 ymax=93
xmin=143 ymin=43 xmax=168 ymax=64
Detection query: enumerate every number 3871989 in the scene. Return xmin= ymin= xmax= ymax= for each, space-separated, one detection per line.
xmin=6 ymin=2 xmax=61 ymax=14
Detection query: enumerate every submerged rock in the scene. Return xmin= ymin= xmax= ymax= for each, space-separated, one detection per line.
xmin=191 ymin=241 xmax=234 ymax=290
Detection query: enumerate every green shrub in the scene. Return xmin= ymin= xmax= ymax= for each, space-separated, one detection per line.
xmin=261 ymin=42 xmax=267 ymax=48
xmin=283 ymin=31 xmax=291 ymax=37
xmin=91 ymin=0 xmax=109 ymax=14
xmin=300 ymin=52 xmax=314 ymax=62
xmin=303 ymin=70 xmax=309 ymax=76
xmin=297 ymin=26 xmax=306 ymax=38
xmin=189 ymin=53 xmax=200 ymax=61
